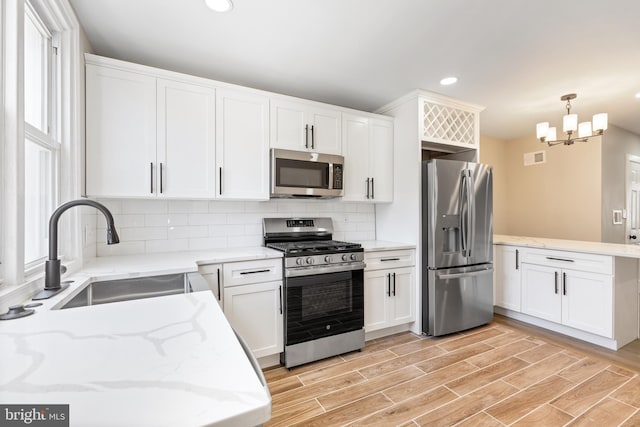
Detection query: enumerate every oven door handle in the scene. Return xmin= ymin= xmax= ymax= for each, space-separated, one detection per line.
xmin=285 ymin=261 xmax=366 ymax=277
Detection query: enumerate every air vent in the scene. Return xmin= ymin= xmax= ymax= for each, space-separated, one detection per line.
xmin=524 ymin=150 xmax=546 ymax=166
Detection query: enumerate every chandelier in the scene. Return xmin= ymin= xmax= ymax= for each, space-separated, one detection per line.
xmin=536 ymin=94 xmax=608 ymax=146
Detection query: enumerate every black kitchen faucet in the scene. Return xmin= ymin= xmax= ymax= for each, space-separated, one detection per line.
xmin=32 ymin=199 xmax=120 ymax=300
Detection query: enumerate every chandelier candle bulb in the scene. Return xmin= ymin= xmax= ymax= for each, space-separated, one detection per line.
xmin=563 ymin=114 xmax=578 ymax=133
xmin=578 ymin=122 xmax=592 ymax=138
xmin=593 ymin=113 xmax=608 ymax=133
xmin=536 ymin=122 xmax=549 ymax=139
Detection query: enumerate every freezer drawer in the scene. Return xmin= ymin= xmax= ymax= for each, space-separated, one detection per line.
xmin=424 ymin=264 xmax=494 ymax=336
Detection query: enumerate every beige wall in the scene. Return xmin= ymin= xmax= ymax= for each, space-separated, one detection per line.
xmin=479 ymin=136 xmax=508 ymax=234
xmin=480 ymin=134 xmax=602 ymax=242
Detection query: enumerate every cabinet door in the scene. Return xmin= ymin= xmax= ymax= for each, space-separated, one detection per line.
xmin=157 ymin=79 xmax=216 ymax=198
xmin=342 ymin=114 xmax=370 ymax=202
xmin=216 ymin=88 xmax=269 ymax=200
xmin=198 ymin=263 xmax=223 ymax=307
xmin=389 ymin=268 xmax=415 ymax=326
xmin=86 ymin=64 xmax=156 ymax=197
xmin=308 ymin=106 xmax=342 ymax=154
xmin=369 ymin=118 xmax=394 ymax=203
xmin=270 ymin=99 xmax=308 ymax=151
xmin=521 ymin=263 xmax=561 ymax=323
xmin=494 ymin=246 xmax=522 ymax=311
xmin=364 ymin=270 xmax=391 ymax=332
xmin=561 ymin=269 xmax=613 ymax=337
xmin=223 ymin=281 xmax=283 ymax=358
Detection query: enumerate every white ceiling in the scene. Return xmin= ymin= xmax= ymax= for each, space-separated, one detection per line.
xmin=68 ymin=0 xmax=640 ymax=140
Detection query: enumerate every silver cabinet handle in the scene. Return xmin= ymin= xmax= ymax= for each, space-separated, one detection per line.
xmin=160 ymin=162 xmax=164 ymax=194
xmin=216 ymin=268 xmax=221 ymax=301
xmin=240 ymin=269 xmax=271 ymax=275
xmin=381 ymin=258 xmax=400 ymax=262
xmin=366 ymin=178 xmax=370 ymax=199
xmin=219 ymin=167 xmax=222 ymax=195
xmin=554 ymin=271 xmax=559 ymax=294
xmin=371 ymin=177 xmax=375 ymax=199
xmin=305 ymin=124 xmax=309 ymax=148
xmin=563 ymin=272 xmax=567 ymax=295
xmin=386 ymin=273 xmax=391 ymax=297
xmin=150 ymin=162 xmax=153 ymax=194
xmin=311 ymin=124 xmax=314 ymax=149
xmin=546 ymin=256 xmax=575 ymax=263
xmin=515 ymin=249 xmax=519 ymax=270
xmin=278 ymin=285 xmax=282 ymax=314
xmin=392 ymin=272 xmax=396 ymax=296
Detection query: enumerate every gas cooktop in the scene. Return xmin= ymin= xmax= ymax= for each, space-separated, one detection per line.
xmin=266 ymin=240 xmax=362 ymax=255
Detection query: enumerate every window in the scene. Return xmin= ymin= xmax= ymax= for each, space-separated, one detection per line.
xmin=0 ymin=0 xmax=79 ymax=290
xmin=23 ymin=1 xmax=60 ymax=268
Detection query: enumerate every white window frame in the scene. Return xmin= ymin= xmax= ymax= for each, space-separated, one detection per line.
xmin=0 ymin=0 xmax=81 ymax=303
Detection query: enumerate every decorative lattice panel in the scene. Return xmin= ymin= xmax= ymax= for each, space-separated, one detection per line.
xmin=422 ymin=101 xmax=476 ymax=146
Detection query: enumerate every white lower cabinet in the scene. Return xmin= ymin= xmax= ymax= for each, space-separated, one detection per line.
xmin=364 ymin=249 xmax=416 ymax=333
xmin=220 ymin=258 xmax=284 ymax=359
xmin=521 ymin=262 xmax=613 ymax=338
xmin=223 ymin=281 xmax=283 ymax=359
xmin=198 ymin=263 xmax=223 ymax=307
xmin=493 ymin=245 xmax=522 ymax=311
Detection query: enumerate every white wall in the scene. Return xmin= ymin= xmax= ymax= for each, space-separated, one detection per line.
xmin=84 ymin=199 xmax=376 ymax=257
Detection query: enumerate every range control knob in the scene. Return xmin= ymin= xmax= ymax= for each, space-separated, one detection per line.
xmin=296 ymin=258 xmax=304 ymax=266
xmin=324 ymin=256 xmax=333 ymax=263
xmin=350 ymin=254 xmax=357 ymax=261
xmin=306 ymin=257 xmax=315 ymax=265
xmin=342 ymin=254 xmax=348 ymax=262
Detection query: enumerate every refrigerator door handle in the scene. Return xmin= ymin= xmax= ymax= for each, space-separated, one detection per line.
xmin=467 ymin=170 xmax=475 ymax=258
xmin=437 ymin=266 xmax=493 ymax=280
xmin=459 ymin=170 xmax=470 ymax=257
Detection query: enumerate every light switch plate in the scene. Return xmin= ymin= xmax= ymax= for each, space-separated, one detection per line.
xmin=613 ymin=209 xmax=623 ymax=225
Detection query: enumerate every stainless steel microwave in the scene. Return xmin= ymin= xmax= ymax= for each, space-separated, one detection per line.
xmin=270 ymin=148 xmax=344 ymax=198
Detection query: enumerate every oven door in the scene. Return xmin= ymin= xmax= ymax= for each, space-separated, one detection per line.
xmin=284 ymin=270 xmax=364 ymax=346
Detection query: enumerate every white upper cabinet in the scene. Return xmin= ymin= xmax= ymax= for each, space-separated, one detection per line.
xmin=342 ymin=114 xmax=393 ymax=202
xmin=86 ymin=64 xmax=157 ymax=197
xmin=216 ymin=88 xmax=270 ymax=200
xmin=157 ymin=79 xmax=216 ymax=198
xmin=270 ymin=98 xmax=342 ymax=154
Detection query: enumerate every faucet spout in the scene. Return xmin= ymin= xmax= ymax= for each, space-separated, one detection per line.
xmin=33 ymin=199 xmax=120 ymax=301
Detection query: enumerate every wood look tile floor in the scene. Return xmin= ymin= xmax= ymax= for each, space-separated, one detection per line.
xmin=263 ymin=316 xmax=640 ymax=426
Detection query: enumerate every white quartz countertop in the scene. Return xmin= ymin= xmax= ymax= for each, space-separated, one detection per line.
xmin=356 ymin=240 xmax=416 ymax=251
xmin=0 ymin=247 xmax=281 ymax=426
xmin=494 ymin=234 xmax=640 ymax=259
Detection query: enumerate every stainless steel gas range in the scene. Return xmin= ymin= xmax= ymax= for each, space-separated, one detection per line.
xmin=263 ymin=217 xmax=365 ymax=369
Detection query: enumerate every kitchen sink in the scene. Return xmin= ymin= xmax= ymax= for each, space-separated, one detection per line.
xmin=59 ymin=272 xmax=210 ymax=309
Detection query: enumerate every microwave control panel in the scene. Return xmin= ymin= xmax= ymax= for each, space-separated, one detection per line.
xmin=333 ymin=164 xmax=343 ymax=189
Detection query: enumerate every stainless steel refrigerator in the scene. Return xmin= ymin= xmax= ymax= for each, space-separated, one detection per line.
xmin=422 ymin=159 xmax=494 ymax=336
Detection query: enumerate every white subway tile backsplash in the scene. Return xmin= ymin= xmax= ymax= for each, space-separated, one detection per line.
xmin=188 ymin=237 xmax=227 ymax=251
xmin=168 ymin=225 xmax=209 ymax=240
xmin=145 ymin=239 xmax=189 ymax=254
xmin=168 ymin=200 xmax=209 ymax=214
xmin=145 ymin=213 xmax=188 ymax=227
xmin=122 ymin=199 xmax=168 ymax=214
xmin=84 ymin=198 xmax=376 ymax=258
xmin=188 ymin=213 xmax=226 ymax=226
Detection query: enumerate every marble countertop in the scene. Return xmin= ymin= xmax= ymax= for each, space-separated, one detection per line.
xmin=0 ymin=247 xmax=282 ymax=426
xmin=494 ymin=234 xmax=640 ymax=259
xmin=356 ymin=240 xmax=416 ymax=251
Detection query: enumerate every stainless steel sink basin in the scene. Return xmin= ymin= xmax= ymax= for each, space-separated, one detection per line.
xmin=59 ymin=272 xmax=210 ymax=309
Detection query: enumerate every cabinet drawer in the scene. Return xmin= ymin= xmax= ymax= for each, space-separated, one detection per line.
xmin=223 ymin=258 xmax=283 ymax=287
xmin=521 ymin=248 xmax=612 ymax=275
xmin=365 ymin=249 xmax=415 ymax=271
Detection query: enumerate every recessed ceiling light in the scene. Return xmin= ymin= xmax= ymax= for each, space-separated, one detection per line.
xmin=205 ymin=0 xmax=233 ymax=12
xmin=635 ymin=92 xmax=640 ymax=99
xmin=440 ymin=77 xmax=458 ymax=86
